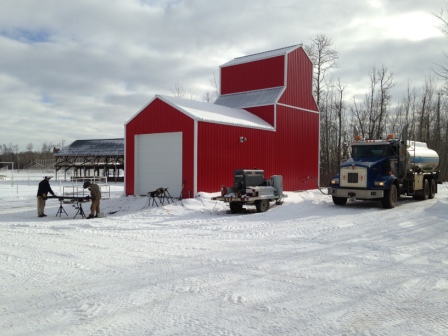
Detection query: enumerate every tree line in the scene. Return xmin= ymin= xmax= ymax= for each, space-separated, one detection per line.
xmin=305 ymin=32 xmax=448 ymax=185
xmin=0 ymin=142 xmax=61 ymax=170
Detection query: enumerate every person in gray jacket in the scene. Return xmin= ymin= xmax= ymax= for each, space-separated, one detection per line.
xmin=83 ymin=181 xmax=101 ymax=219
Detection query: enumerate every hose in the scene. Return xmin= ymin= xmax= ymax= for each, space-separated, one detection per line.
xmin=307 ymin=176 xmax=330 ymax=195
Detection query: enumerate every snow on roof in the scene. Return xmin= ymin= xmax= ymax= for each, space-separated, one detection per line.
xmin=214 ymin=87 xmax=285 ymax=108
xmin=157 ymin=95 xmax=274 ymax=131
xmin=54 ymin=138 xmax=124 ymax=156
xmin=220 ymin=44 xmax=302 ymax=67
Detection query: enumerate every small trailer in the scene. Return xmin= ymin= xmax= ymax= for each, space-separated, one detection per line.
xmin=211 ymin=169 xmax=287 ymax=213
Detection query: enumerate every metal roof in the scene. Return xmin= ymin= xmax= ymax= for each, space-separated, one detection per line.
xmin=220 ymin=44 xmax=302 ymax=67
xmin=214 ymin=87 xmax=285 ymax=108
xmin=54 ymin=138 xmax=124 ymax=156
xmin=157 ymin=95 xmax=274 ymax=130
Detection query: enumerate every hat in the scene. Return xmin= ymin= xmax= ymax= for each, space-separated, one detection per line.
xmin=83 ymin=181 xmax=91 ymax=189
xmin=44 ymin=176 xmax=52 ymax=179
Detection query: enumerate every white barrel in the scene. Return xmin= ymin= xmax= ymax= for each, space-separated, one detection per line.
xmin=407 ymin=141 xmax=439 ymax=171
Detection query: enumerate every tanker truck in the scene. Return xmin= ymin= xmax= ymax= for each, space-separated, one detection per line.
xmin=328 ymin=125 xmax=440 ymax=208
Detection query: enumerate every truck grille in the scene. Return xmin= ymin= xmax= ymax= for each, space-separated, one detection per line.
xmin=340 ymin=166 xmax=367 ymax=188
xmin=348 ymin=173 xmax=358 ymax=183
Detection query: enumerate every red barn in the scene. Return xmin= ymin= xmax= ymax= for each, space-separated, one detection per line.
xmin=125 ymin=44 xmax=319 ymax=198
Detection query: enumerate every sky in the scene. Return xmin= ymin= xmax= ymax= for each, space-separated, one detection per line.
xmin=0 ymin=0 xmax=447 ymax=151
xmin=1 ymin=172 xmax=447 ymax=335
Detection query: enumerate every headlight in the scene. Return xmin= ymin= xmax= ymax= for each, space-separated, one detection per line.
xmin=330 ymin=178 xmax=340 ymax=185
xmin=374 ymin=181 xmax=385 ymax=186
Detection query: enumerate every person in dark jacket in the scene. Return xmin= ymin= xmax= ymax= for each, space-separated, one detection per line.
xmin=83 ymin=181 xmax=101 ymax=219
xmin=36 ymin=176 xmax=56 ymax=217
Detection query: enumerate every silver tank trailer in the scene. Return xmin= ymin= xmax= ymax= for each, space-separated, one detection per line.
xmin=407 ymin=141 xmax=439 ymax=171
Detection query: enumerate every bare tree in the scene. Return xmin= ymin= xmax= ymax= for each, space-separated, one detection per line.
xmin=415 ymin=75 xmax=437 ymax=143
xmin=335 ymin=79 xmax=346 ymax=166
xmin=367 ymin=66 xmax=379 ymax=138
xmin=318 ymin=79 xmax=348 ymax=183
xmin=434 ymin=9 xmax=448 ymax=80
xmin=0 ymin=143 xmax=17 ymax=163
xmin=170 ymin=81 xmax=186 ymax=98
xmin=170 ymin=81 xmax=199 ymax=101
xmin=304 ymin=34 xmax=339 ymax=109
xmin=434 ymin=91 xmax=442 ymax=152
xmin=202 ymin=72 xmax=220 ymax=103
xmin=435 ymin=9 xmax=448 ymax=35
xmin=351 ymin=96 xmax=367 ymax=137
xmin=319 ymin=87 xmax=333 ymax=180
xmin=387 ymin=82 xmax=416 ymax=135
xmin=210 ymin=72 xmax=220 ymax=98
xmin=202 ymin=91 xmax=214 ymax=103
xmin=353 ymin=66 xmax=393 ymax=139
xmin=60 ymin=138 xmax=66 ymax=149
xmin=305 ymin=34 xmax=339 ymax=183
xmin=376 ymin=66 xmax=394 ymax=138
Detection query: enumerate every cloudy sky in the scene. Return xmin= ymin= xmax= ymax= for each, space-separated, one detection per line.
xmin=0 ymin=0 xmax=446 ymax=151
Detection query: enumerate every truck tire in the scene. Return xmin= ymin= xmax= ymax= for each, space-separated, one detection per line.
xmin=413 ymin=179 xmax=430 ymax=200
xmin=381 ymin=184 xmax=397 ymax=209
xmin=429 ymin=179 xmax=436 ymax=199
xmin=332 ymin=196 xmax=347 ymax=206
xmin=255 ymin=199 xmax=270 ymax=212
xmin=229 ymin=202 xmax=243 ymax=213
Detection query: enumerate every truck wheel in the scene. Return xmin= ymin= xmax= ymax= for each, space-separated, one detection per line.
xmin=381 ymin=184 xmax=397 ymax=209
xmin=255 ymin=199 xmax=270 ymax=212
xmin=413 ymin=179 xmax=430 ymax=200
xmin=332 ymin=196 xmax=347 ymax=206
xmin=229 ymin=202 xmax=243 ymax=213
xmin=429 ymin=179 xmax=436 ymax=199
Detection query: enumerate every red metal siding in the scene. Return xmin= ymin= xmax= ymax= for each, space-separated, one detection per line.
xmin=221 ymin=56 xmax=285 ymax=94
xmin=196 ymin=105 xmax=319 ymax=193
xmin=274 ymin=105 xmax=320 ymax=191
xmin=197 ymin=122 xmax=276 ymax=192
xmin=127 ymin=102 xmax=319 ymax=195
xmin=244 ymin=105 xmax=275 ymax=126
xmin=125 ymin=98 xmax=194 ymax=198
xmin=279 ymin=48 xmax=318 ymax=111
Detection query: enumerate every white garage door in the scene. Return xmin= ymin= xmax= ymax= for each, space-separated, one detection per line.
xmin=135 ymin=132 xmax=182 ymax=197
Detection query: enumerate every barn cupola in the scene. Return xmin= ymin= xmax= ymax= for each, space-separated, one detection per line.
xmin=215 ymin=44 xmax=317 ymax=126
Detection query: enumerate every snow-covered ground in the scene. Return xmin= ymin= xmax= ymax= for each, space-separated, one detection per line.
xmin=1 ymin=172 xmax=447 ymax=336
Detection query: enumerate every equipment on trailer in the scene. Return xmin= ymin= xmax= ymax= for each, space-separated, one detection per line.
xmin=328 ymin=124 xmax=441 ymax=208
xmin=212 ymin=169 xmax=287 ymax=213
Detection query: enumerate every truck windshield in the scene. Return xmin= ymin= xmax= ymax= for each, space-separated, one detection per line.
xmin=352 ymin=145 xmax=389 ymax=158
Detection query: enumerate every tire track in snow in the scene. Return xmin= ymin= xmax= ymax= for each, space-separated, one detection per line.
xmin=327 ymin=198 xmax=447 ymax=335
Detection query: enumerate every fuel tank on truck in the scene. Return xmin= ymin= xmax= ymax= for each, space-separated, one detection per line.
xmin=407 ymin=141 xmax=439 ymax=171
